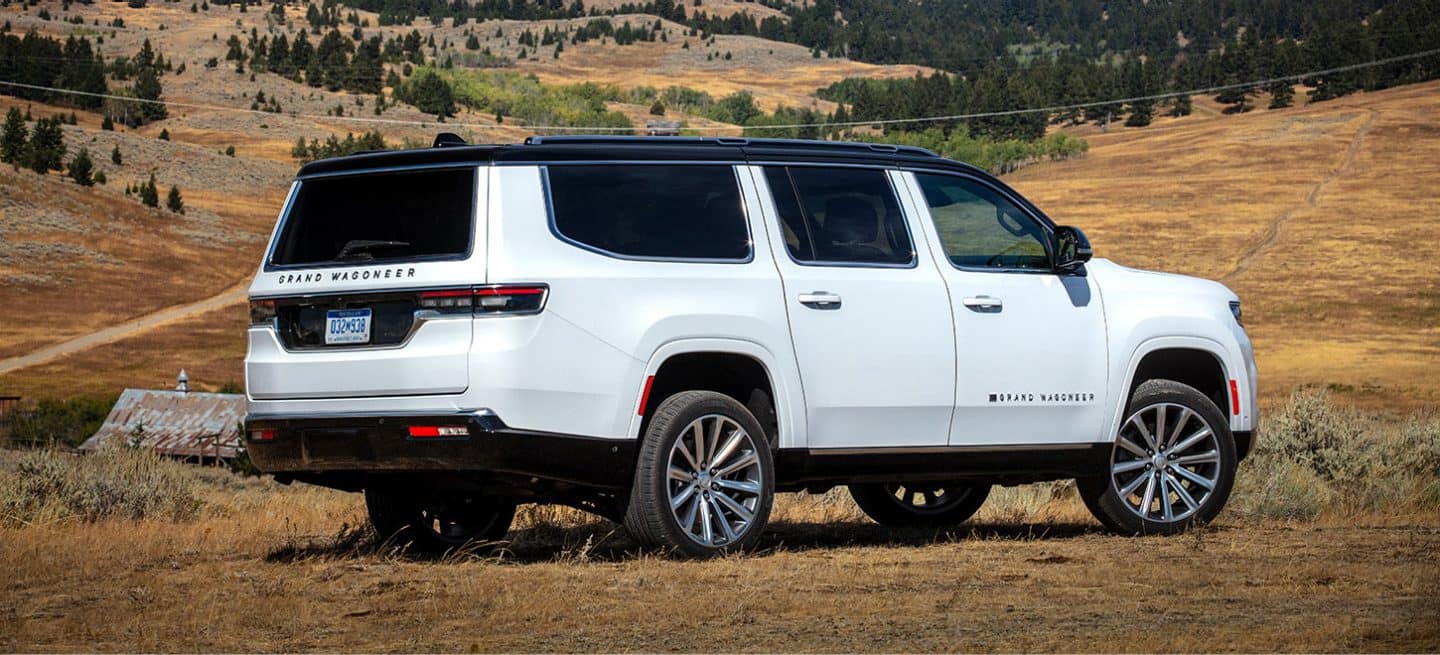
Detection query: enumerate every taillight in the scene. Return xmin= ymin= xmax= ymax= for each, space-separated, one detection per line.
xmin=250 ymin=428 xmax=275 ymax=442
xmin=417 ymin=285 xmax=547 ymax=316
xmin=408 ymin=425 xmax=469 ymax=438
xmin=249 ymin=299 xmax=276 ymax=325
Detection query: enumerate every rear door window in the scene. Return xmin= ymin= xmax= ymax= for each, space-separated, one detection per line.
xmin=270 ymin=167 xmax=476 ymax=268
xmin=546 ymin=165 xmax=750 ymax=261
xmin=764 ymin=166 xmax=913 ymax=266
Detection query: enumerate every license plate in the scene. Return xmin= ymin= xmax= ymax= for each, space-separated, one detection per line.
xmin=325 ymin=308 xmax=372 ymax=345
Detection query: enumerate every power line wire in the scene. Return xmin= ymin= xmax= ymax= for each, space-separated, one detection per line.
xmin=1 ymin=46 xmax=1437 ymax=132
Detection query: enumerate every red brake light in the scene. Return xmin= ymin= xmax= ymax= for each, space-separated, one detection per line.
xmin=250 ymin=429 xmax=275 ymax=442
xmin=408 ymin=425 xmax=469 ymax=438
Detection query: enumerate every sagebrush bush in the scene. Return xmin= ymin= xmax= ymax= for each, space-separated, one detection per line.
xmin=1234 ymin=389 xmax=1440 ymax=519
xmin=0 ymin=447 xmax=201 ymax=526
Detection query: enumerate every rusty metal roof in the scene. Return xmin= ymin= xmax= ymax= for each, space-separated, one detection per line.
xmin=79 ymin=389 xmax=245 ymax=459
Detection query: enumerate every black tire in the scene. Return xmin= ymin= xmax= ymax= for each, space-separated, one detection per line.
xmin=849 ymin=482 xmax=991 ymax=527
xmin=365 ymin=486 xmax=515 ymax=554
xmin=1078 ymin=379 xmax=1238 ymax=535
xmin=623 ymin=390 xmax=775 ymax=558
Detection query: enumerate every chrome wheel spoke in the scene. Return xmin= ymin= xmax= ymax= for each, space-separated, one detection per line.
xmin=1118 ymin=471 xmax=1149 ymax=498
xmin=1158 ymin=475 xmax=1174 ymax=521
xmin=1129 ymin=415 xmax=1159 ymax=451
xmin=1170 ymin=428 xmax=1214 ymax=456
xmin=715 ymin=451 xmax=758 ymax=477
xmin=1170 ymin=464 xmax=1216 ymax=490
xmin=711 ymin=498 xmax=738 ymax=543
xmin=669 ymin=466 xmax=693 ymax=482
xmin=1117 ymin=432 xmax=1150 ymax=458
xmin=1112 ymin=459 xmax=1149 ymax=474
xmin=1174 ymin=450 xmax=1220 ymax=466
xmin=1167 ymin=472 xmax=1200 ymax=511
xmin=691 ymin=423 xmax=707 ymax=467
xmin=709 ymin=429 xmax=745 ymax=470
xmin=714 ymin=478 xmax=760 ymax=495
xmin=1139 ymin=474 xmax=1158 ymax=518
xmin=681 ymin=493 xmax=701 ymax=531
xmin=698 ymin=496 xmax=715 ymax=544
xmin=1166 ymin=408 xmax=1192 ymax=450
xmin=671 ymin=483 xmax=697 ymax=509
xmin=711 ymin=490 xmax=754 ymax=524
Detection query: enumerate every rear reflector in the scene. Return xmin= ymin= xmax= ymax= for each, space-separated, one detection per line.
xmin=248 ymin=299 xmax=276 ymax=325
xmin=637 ymin=374 xmax=656 ymax=416
xmin=1229 ymin=379 xmax=1241 ymax=415
xmin=408 ymin=425 xmax=469 ymax=438
xmin=250 ymin=429 xmax=275 ymax=442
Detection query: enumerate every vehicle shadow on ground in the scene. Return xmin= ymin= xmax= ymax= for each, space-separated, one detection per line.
xmin=265 ymin=519 xmax=1106 ymax=564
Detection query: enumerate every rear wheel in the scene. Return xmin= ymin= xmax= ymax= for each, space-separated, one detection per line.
xmin=623 ymin=390 xmax=774 ymax=558
xmin=365 ymin=487 xmax=515 ymax=554
xmin=849 ymin=482 xmax=991 ymax=527
xmin=1078 ymin=379 xmax=1237 ymax=535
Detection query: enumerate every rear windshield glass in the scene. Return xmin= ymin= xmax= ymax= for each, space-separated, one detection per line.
xmin=546 ymin=165 xmax=750 ymax=261
xmin=270 ymin=168 xmax=475 ymax=267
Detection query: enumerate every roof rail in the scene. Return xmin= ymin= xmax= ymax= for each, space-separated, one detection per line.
xmin=522 ymin=135 xmax=939 ymax=157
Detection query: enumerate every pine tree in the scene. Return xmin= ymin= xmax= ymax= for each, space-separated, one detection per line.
xmin=101 ymin=114 xmax=115 ymax=130
xmin=649 ymin=100 xmax=665 ymax=116
xmin=133 ymin=67 xmax=168 ymax=122
xmin=140 ymin=173 xmax=159 ymax=207
xmin=166 ymin=185 xmax=185 ymax=214
xmin=111 ymin=145 xmax=123 ymax=165
xmin=1268 ymin=83 xmax=1295 ymax=109
xmin=1 ymin=107 xmax=27 ymax=167
xmin=158 ymin=128 xmax=170 ymax=141
xmin=25 ymin=117 xmax=66 ymax=174
xmin=67 ymin=147 xmax=94 ymax=186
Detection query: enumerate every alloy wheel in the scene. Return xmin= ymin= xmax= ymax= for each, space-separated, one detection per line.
xmin=666 ymin=414 xmax=765 ymax=547
xmin=1110 ymin=402 xmax=1223 ymax=523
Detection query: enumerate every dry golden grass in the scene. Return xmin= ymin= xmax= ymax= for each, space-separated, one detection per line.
xmin=1 ymin=472 xmax=1436 ymax=652
xmin=1008 ymin=81 xmax=1440 ymax=411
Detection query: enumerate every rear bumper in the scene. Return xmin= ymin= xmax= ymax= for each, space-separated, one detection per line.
xmin=243 ymin=410 xmax=636 ymax=490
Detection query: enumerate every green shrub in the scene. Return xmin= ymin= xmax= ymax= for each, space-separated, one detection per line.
xmin=1233 ymin=389 xmax=1440 ymax=519
xmin=0 ymin=447 xmax=201 ymax=525
xmin=4 ymin=396 xmax=116 ymax=448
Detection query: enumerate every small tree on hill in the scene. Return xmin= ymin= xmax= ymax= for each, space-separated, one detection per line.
xmin=139 ymin=173 xmax=159 ymax=207
xmin=1215 ymin=77 xmax=1254 ymax=114
xmin=1268 ymin=82 xmax=1294 ymax=109
xmin=25 ymin=117 xmax=66 ymax=174
xmin=1 ymin=107 xmax=26 ymax=167
xmin=649 ymin=100 xmax=665 ymax=116
xmin=111 ymin=145 xmax=123 ymax=165
xmin=67 ymin=147 xmax=95 ymax=186
xmin=101 ymin=114 xmax=115 ymax=130
xmin=158 ymin=128 xmax=170 ymax=141
xmin=166 ymin=185 xmax=185 ymax=214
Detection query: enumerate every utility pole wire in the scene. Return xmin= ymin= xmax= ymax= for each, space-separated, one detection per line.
xmin=0 ymin=47 xmax=1436 ymax=132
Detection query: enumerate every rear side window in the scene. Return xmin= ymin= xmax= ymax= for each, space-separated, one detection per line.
xmin=765 ymin=166 xmax=913 ymax=265
xmin=270 ymin=168 xmax=475 ymax=267
xmin=546 ymin=165 xmax=750 ymax=261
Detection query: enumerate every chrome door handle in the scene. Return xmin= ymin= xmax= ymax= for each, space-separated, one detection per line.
xmin=962 ymin=295 xmax=1003 ymax=311
xmin=798 ymin=292 xmax=842 ymax=309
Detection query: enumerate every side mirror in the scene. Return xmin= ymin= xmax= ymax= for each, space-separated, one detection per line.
xmin=1053 ymin=225 xmax=1092 ymax=272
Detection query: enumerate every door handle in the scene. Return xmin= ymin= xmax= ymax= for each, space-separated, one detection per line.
xmin=798 ymin=292 xmax=843 ymax=309
xmin=962 ymin=295 xmax=1003 ymax=311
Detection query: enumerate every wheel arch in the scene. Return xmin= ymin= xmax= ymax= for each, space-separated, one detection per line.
xmin=1110 ymin=337 xmax=1249 ymax=458
xmin=629 ymin=339 xmax=804 ymax=449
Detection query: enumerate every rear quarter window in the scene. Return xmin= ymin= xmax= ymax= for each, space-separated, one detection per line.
xmin=545 ymin=165 xmax=750 ymax=261
xmin=270 ymin=167 xmax=476 ymax=268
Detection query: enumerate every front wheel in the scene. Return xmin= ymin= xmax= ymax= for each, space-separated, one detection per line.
xmin=849 ymin=482 xmax=991 ymax=527
xmin=623 ymin=390 xmax=775 ymax=558
xmin=1078 ymin=379 xmax=1237 ymax=535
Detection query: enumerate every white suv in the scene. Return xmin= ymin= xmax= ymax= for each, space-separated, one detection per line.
xmin=245 ymin=136 xmax=1257 ymax=556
